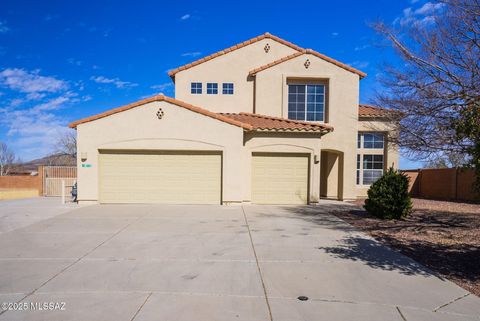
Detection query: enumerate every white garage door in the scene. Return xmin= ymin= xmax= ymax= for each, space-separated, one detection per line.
xmin=252 ymin=153 xmax=309 ymax=204
xmin=99 ymin=151 xmax=222 ymax=204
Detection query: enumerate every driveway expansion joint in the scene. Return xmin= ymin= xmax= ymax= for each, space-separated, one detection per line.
xmin=241 ymin=205 xmax=273 ymax=321
xmin=433 ymin=292 xmax=470 ymax=312
xmin=396 ymin=306 xmax=407 ymax=321
xmin=130 ymin=292 xmax=153 ymax=321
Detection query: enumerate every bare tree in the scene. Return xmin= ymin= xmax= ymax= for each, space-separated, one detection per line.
xmin=372 ymin=0 xmax=480 ymax=189
xmin=55 ymin=130 xmax=77 ymax=158
xmin=425 ymin=153 xmax=470 ymax=168
xmin=0 ymin=142 xmax=16 ymax=176
xmin=46 ymin=130 xmax=77 ymax=166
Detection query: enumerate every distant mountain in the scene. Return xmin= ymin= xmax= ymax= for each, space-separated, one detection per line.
xmin=22 ymin=153 xmax=76 ymax=172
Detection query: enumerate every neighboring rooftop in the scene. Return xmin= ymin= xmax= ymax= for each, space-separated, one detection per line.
xmin=167 ymin=32 xmax=366 ymax=79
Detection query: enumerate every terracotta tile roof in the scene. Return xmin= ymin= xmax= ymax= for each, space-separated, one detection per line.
xmin=249 ymin=49 xmax=366 ymax=78
xmin=167 ymin=32 xmax=303 ymax=78
xmin=68 ymin=95 xmax=253 ymax=130
xmin=167 ymin=32 xmax=365 ymax=79
xmin=219 ymin=112 xmax=333 ymax=134
xmin=358 ymin=104 xmax=392 ymax=118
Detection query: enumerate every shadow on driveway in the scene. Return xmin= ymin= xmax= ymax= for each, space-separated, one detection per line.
xmin=286 ymin=202 xmax=480 ymax=296
xmin=279 ymin=204 xmax=436 ymax=278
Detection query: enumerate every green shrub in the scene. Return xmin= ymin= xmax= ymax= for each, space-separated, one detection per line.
xmin=364 ymin=167 xmax=412 ymax=219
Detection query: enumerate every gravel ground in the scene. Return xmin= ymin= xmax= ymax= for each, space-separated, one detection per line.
xmin=336 ymin=198 xmax=480 ymax=297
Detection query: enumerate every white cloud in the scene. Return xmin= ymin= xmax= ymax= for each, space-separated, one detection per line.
xmin=349 ymin=61 xmax=370 ymax=69
xmin=67 ymin=58 xmax=83 ymax=66
xmin=181 ymin=52 xmax=201 ymax=57
xmin=90 ymin=76 xmax=138 ymax=89
xmin=25 ymin=92 xmax=46 ymax=101
xmin=180 ymin=14 xmax=191 ymax=20
xmin=354 ymin=44 xmax=370 ymax=51
xmin=3 ymin=108 xmax=71 ymax=160
xmin=0 ymin=21 xmax=9 ymax=33
xmin=151 ymin=83 xmax=173 ymax=91
xmin=394 ymin=2 xmax=445 ymax=26
xmin=44 ymin=14 xmax=59 ymax=22
xmin=30 ymin=95 xmax=73 ymax=113
xmin=0 ymin=68 xmax=68 ymax=93
xmin=0 ymin=68 xmax=84 ymax=160
xmin=415 ymin=2 xmax=444 ymax=15
xmin=0 ymin=96 xmax=77 ymax=160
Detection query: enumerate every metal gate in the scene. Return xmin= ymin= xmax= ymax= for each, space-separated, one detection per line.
xmin=42 ymin=166 xmax=77 ymax=196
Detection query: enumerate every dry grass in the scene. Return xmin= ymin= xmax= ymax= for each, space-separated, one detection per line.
xmin=0 ymin=188 xmax=38 ymax=200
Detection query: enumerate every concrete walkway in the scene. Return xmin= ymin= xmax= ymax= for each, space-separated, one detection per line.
xmin=0 ymin=199 xmax=478 ymax=320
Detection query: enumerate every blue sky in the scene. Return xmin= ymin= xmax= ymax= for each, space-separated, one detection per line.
xmin=0 ymin=0 xmax=442 ymax=167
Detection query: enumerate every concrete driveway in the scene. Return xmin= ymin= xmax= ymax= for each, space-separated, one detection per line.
xmin=0 ymin=197 xmax=82 ymax=234
xmin=0 ymin=199 xmax=479 ymax=321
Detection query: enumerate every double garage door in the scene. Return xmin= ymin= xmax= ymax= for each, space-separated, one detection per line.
xmin=99 ymin=151 xmax=222 ymax=204
xmin=99 ymin=151 xmax=309 ymax=205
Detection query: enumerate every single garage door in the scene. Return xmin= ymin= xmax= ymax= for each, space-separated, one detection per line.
xmin=99 ymin=150 xmax=222 ymax=204
xmin=252 ymin=153 xmax=309 ymax=204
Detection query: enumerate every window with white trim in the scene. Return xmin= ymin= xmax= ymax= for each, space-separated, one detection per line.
xmin=361 ymin=155 xmax=384 ymax=185
xmin=222 ymin=83 xmax=234 ymax=95
xmin=358 ymin=132 xmax=384 ymax=149
xmin=288 ymin=84 xmax=325 ymax=121
xmin=207 ymin=83 xmax=218 ymax=95
xmin=357 ymin=132 xmax=386 ymax=186
xmin=191 ymin=82 xmax=202 ymax=94
xmin=356 ymin=154 xmax=361 ymax=185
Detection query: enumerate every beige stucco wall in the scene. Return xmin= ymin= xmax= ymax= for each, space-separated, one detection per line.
xmin=253 ymin=54 xmax=360 ymax=199
xmin=174 ymin=38 xmax=298 ymax=113
xmin=76 ymin=37 xmax=400 ymax=203
xmin=243 ymin=132 xmax=323 ymax=203
xmin=75 ymin=100 xmax=245 ymax=203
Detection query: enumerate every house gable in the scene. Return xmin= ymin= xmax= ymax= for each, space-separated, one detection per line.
xmin=249 ymin=49 xmax=366 ymax=78
xmin=172 ymin=33 xmax=301 ymax=114
xmin=69 ymin=95 xmax=252 ymax=130
xmin=168 ymin=32 xmax=303 ymax=79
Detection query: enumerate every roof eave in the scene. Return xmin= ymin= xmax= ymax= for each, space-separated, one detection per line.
xmin=68 ymin=95 xmax=255 ymax=130
xmin=247 ymin=128 xmax=332 ymax=135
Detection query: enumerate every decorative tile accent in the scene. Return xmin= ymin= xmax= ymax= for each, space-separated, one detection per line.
xmin=264 ymin=43 xmax=271 ymax=53
xmin=156 ymin=108 xmax=165 ymax=119
xmin=304 ymin=59 xmax=311 ymax=69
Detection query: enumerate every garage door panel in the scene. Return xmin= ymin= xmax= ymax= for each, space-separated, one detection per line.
xmin=99 ymin=151 xmax=221 ymax=204
xmin=252 ymin=154 xmax=309 ymax=205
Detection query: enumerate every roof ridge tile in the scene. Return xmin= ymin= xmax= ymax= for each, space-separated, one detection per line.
xmin=238 ymin=112 xmax=333 ymax=129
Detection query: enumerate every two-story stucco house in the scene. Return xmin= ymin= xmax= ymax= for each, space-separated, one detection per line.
xmin=70 ymin=32 xmax=398 ymax=204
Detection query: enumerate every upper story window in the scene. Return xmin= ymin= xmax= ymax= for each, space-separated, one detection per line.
xmin=288 ymin=84 xmax=325 ymax=122
xmin=358 ymin=133 xmax=384 ymax=149
xmin=222 ymin=83 xmax=234 ymax=95
xmin=207 ymin=83 xmax=218 ymax=95
xmin=191 ymin=82 xmax=202 ymax=94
